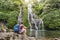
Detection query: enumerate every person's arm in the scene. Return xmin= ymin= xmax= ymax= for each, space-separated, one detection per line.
xmin=24 ymin=26 xmax=27 ymax=29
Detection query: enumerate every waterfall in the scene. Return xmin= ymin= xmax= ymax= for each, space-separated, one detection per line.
xmin=28 ymin=4 xmax=33 ymax=31
xmin=28 ymin=3 xmax=39 ymax=37
xmin=18 ymin=6 xmax=23 ymax=23
xmin=28 ymin=3 xmax=45 ymax=38
xmin=41 ymin=20 xmax=45 ymax=37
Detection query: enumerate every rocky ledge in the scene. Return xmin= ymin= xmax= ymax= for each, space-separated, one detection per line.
xmin=0 ymin=32 xmax=60 ymax=40
xmin=0 ymin=32 xmax=36 ymax=40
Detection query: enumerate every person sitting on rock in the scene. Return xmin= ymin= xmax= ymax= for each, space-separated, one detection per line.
xmin=18 ymin=22 xmax=27 ymax=34
xmin=18 ymin=21 xmax=27 ymax=39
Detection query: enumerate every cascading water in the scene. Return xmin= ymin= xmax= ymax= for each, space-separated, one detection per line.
xmin=28 ymin=2 xmax=45 ymax=38
xmin=18 ymin=6 xmax=23 ymax=23
xmin=28 ymin=4 xmax=32 ymax=30
xmin=28 ymin=4 xmax=34 ymax=37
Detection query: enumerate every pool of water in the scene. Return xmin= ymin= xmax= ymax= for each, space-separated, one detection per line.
xmin=27 ymin=30 xmax=60 ymax=38
xmin=45 ymin=30 xmax=60 ymax=38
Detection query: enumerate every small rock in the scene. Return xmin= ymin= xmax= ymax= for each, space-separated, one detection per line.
xmin=28 ymin=37 xmax=36 ymax=40
xmin=54 ymin=38 xmax=58 ymax=40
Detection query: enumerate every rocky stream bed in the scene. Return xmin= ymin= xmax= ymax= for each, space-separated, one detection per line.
xmin=0 ymin=32 xmax=60 ymax=40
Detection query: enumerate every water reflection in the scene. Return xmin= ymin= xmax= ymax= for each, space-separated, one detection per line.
xmin=27 ymin=30 xmax=60 ymax=38
xmin=27 ymin=29 xmax=45 ymax=38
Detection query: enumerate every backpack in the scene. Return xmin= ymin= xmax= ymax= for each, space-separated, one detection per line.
xmin=14 ymin=24 xmax=19 ymax=33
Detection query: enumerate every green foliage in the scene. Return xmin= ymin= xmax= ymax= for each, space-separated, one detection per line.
xmin=6 ymin=17 xmax=17 ymax=29
xmin=22 ymin=6 xmax=29 ymax=27
xmin=0 ymin=0 xmax=20 ymax=29
xmin=32 ymin=4 xmax=43 ymax=16
xmin=40 ymin=0 xmax=60 ymax=30
xmin=43 ymin=9 xmax=60 ymax=29
xmin=0 ymin=0 xmax=20 ymax=11
xmin=0 ymin=12 xmax=9 ymax=22
xmin=0 ymin=0 xmax=29 ymax=29
xmin=0 ymin=11 xmax=19 ymax=29
xmin=32 ymin=0 xmax=46 ymax=18
xmin=6 ymin=11 xmax=19 ymax=29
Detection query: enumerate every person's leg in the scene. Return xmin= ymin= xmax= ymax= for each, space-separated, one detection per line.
xmin=23 ymin=29 xmax=27 ymax=40
xmin=24 ymin=29 xmax=27 ymax=35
